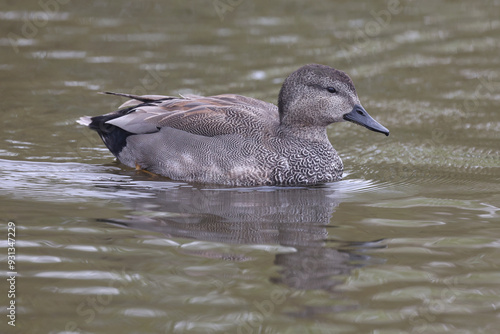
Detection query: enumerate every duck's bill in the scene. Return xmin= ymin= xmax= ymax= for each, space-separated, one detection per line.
xmin=343 ymin=105 xmax=389 ymax=136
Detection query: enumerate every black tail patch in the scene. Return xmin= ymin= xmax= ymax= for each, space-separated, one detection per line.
xmin=87 ymin=93 xmax=174 ymax=157
xmin=87 ymin=112 xmax=133 ymax=157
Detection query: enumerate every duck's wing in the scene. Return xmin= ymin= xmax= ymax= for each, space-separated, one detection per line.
xmin=102 ymin=92 xmax=280 ymax=137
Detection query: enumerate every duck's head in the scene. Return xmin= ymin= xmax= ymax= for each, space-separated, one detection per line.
xmin=278 ymin=64 xmax=389 ymax=136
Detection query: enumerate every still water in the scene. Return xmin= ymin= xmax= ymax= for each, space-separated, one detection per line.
xmin=1 ymin=0 xmax=500 ymax=333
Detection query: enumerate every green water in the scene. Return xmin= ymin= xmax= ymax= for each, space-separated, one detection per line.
xmin=1 ymin=0 xmax=499 ymax=333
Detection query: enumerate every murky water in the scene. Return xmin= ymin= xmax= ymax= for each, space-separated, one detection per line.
xmin=1 ymin=0 xmax=500 ymax=333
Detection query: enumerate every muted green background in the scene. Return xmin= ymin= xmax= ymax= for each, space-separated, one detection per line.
xmin=1 ymin=0 xmax=500 ymax=333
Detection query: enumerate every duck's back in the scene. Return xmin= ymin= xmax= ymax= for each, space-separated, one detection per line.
xmin=104 ymin=93 xmax=280 ymax=139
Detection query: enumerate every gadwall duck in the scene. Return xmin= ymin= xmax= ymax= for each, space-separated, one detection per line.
xmin=78 ymin=64 xmax=389 ymax=186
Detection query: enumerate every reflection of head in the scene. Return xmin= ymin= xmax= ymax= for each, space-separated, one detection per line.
xmin=272 ymin=247 xmax=355 ymax=291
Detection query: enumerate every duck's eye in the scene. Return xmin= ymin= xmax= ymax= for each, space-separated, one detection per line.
xmin=327 ymin=87 xmax=337 ymax=94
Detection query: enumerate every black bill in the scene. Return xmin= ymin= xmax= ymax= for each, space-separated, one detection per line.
xmin=343 ymin=104 xmax=389 ymax=136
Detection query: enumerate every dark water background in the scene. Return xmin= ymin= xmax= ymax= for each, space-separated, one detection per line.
xmin=1 ymin=0 xmax=499 ymax=333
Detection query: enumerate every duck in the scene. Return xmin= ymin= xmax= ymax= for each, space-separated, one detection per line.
xmin=78 ymin=64 xmax=389 ymax=186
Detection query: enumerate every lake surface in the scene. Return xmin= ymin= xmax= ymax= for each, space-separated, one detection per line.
xmin=1 ymin=0 xmax=500 ymax=333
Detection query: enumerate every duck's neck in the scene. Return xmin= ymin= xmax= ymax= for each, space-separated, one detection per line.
xmin=277 ymin=123 xmax=330 ymax=143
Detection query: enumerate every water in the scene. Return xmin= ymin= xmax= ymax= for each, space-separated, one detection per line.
xmin=1 ymin=0 xmax=500 ymax=333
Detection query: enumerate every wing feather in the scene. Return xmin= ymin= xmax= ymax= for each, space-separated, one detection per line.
xmin=104 ymin=93 xmax=279 ymax=137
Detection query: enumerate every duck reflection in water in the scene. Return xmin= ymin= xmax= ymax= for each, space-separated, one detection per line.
xmin=101 ymin=183 xmax=384 ymax=298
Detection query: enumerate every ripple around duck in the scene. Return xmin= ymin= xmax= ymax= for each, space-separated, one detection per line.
xmin=341 ymin=135 xmax=500 ymax=195
xmin=365 ymin=163 xmax=500 ymax=197
xmin=0 ymin=158 xmax=182 ymax=202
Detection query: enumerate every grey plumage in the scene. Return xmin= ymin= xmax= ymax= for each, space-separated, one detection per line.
xmin=78 ymin=64 xmax=389 ymax=186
